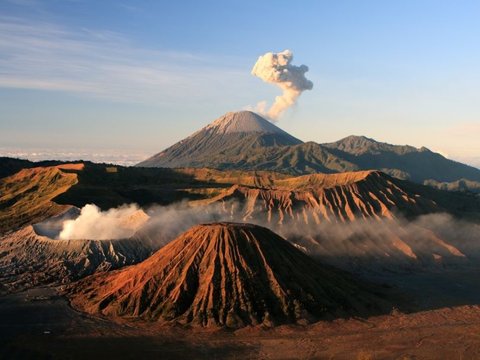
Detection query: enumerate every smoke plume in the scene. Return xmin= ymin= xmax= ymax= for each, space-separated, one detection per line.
xmin=58 ymin=204 xmax=148 ymax=240
xmin=251 ymin=50 xmax=313 ymax=120
xmin=56 ymin=201 xmax=480 ymax=273
xmin=132 ymin=201 xmax=228 ymax=248
xmin=139 ymin=203 xmax=480 ymax=271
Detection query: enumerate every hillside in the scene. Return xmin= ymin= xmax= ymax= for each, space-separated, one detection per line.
xmin=2 ymin=162 xmax=479 ymax=237
xmin=0 ymin=224 xmax=154 ymax=294
xmin=202 ymin=170 xmax=440 ymax=221
xmin=69 ymin=223 xmax=390 ymax=327
xmin=0 ymin=163 xmax=83 ymax=234
xmin=136 ymin=112 xmax=480 ymax=191
xmin=1 ymin=162 xmax=479 ymax=293
xmin=323 ymin=135 xmax=480 ymax=183
xmin=137 ymin=111 xmax=302 ymax=168
xmin=0 ymin=157 xmax=69 ymax=179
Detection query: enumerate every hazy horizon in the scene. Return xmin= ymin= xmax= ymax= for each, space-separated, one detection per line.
xmin=1 ymin=126 xmax=479 ymax=169
xmin=1 ymin=0 xmax=479 ymax=168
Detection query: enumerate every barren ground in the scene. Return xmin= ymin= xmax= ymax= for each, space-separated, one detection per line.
xmin=2 ymin=269 xmax=480 ymax=359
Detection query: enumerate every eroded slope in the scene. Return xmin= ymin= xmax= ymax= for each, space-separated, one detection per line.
xmin=70 ymin=223 xmax=390 ymax=327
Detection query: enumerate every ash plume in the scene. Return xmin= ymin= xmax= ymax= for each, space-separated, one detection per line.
xmin=251 ymin=50 xmax=313 ymax=121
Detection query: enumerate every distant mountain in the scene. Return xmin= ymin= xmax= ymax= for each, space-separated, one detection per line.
xmin=137 ymin=111 xmax=302 ymax=168
xmin=322 ymin=135 xmax=417 ymax=155
xmin=137 ymin=112 xmax=480 ymax=191
xmin=424 ymin=178 xmax=480 ymax=193
xmin=322 ymin=135 xmax=480 ymax=184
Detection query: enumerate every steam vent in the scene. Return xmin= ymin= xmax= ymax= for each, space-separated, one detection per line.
xmin=70 ymin=223 xmax=388 ymax=328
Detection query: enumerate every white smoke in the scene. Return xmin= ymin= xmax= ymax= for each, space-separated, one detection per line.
xmin=139 ymin=203 xmax=480 ymax=272
xmin=251 ymin=50 xmax=313 ymax=120
xmin=58 ymin=204 xmax=149 ymax=240
xmin=55 ymin=201 xmax=480 ymax=272
xmin=133 ymin=200 xmax=228 ymax=248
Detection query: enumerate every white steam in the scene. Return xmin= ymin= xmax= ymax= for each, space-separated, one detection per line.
xmin=138 ymin=202 xmax=480 ymax=271
xmin=251 ymin=50 xmax=313 ymax=120
xmin=58 ymin=204 xmax=149 ymax=240
xmin=55 ymin=201 xmax=480 ymax=273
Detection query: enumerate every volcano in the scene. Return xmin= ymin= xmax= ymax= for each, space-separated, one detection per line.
xmin=0 ymin=224 xmax=154 ymax=294
xmin=70 ymin=223 xmax=389 ymax=328
xmin=137 ymin=111 xmax=302 ymax=168
xmin=136 ymin=111 xmax=480 ymax=191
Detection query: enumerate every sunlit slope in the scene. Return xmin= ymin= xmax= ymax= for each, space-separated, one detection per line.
xmin=70 ymin=223 xmax=391 ymax=327
xmin=2 ymin=163 xmax=479 ymax=237
xmin=0 ymin=164 xmax=83 ymax=234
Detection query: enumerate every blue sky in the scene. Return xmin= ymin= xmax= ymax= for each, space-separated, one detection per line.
xmin=0 ymin=0 xmax=479 ymax=167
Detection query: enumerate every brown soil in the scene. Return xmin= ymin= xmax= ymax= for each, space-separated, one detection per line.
xmin=0 ymin=164 xmax=82 ymax=234
xmin=199 ymin=170 xmax=439 ymax=223
xmin=2 ymin=286 xmax=480 ymax=359
xmin=70 ymin=223 xmax=391 ymax=327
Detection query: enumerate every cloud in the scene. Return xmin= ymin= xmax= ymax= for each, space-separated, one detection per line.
xmin=251 ymin=50 xmax=313 ymax=120
xmin=0 ymin=16 xmax=247 ymax=103
xmin=0 ymin=147 xmax=151 ymax=166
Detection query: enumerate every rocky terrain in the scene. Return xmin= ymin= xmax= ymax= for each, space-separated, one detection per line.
xmin=0 ymin=199 xmax=152 ymax=294
xmin=0 ymin=223 xmax=154 ymax=295
xmin=70 ymin=223 xmax=391 ymax=327
xmin=0 ymin=163 xmax=83 ymax=234
xmin=1 ymin=114 xmax=480 ymax=357
xmin=1 ymin=161 xmax=479 ymax=294
xmin=2 ymin=284 xmax=480 ymax=360
xmin=136 ymin=111 xmax=302 ymax=168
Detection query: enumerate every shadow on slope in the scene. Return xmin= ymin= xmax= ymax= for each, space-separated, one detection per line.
xmin=0 ymin=287 xmax=256 ymax=360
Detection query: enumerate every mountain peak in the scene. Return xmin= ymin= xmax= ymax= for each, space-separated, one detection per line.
xmin=70 ymin=222 xmax=388 ymax=327
xmin=324 ymin=135 xmax=419 ymax=156
xmin=343 ymin=135 xmax=376 ymax=141
xmin=204 ymin=110 xmax=287 ymax=135
xmin=136 ymin=111 xmax=302 ymax=168
xmin=335 ymin=135 xmax=378 ymax=146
